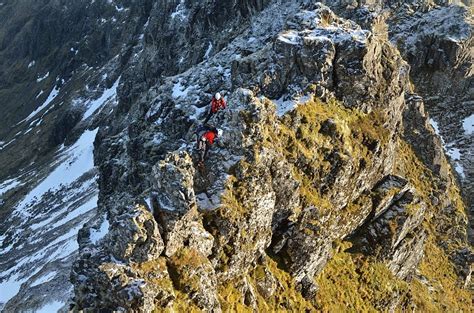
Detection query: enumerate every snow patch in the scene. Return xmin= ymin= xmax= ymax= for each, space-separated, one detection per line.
xmin=273 ymin=95 xmax=311 ymax=117
xmin=277 ymin=30 xmax=301 ymax=45
xmin=446 ymin=147 xmax=461 ymax=161
xmin=462 ymin=114 xmax=474 ymax=135
xmin=0 ymin=138 xmax=16 ymax=150
xmin=429 ymin=117 xmax=466 ymax=180
xmin=36 ymin=300 xmax=65 ymax=313
xmin=23 ymin=86 xmax=60 ymax=123
xmin=36 ymin=72 xmax=49 ymax=83
xmin=171 ymin=0 xmax=186 ymax=20
xmin=145 ymin=196 xmax=153 ymax=212
xmin=172 ymin=80 xmax=196 ymax=99
xmin=0 ymin=274 xmax=23 ymax=305
xmin=304 ymin=34 xmax=332 ymax=42
xmin=454 ymin=163 xmax=465 ymax=178
xmin=446 ymin=146 xmax=465 ymax=178
xmin=30 ymin=191 xmax=98 ymax=231
xmin=16 ymin=128 xmax=98 ymax=216
xmin=52 ymin=195 xmax=98 ymax=229
xmin=429 ymin=118 xmax=440 ymax=136
xmin=82 ymin=78 xmax=120 ymax=121
xmin=35 ymin=90 xmax=44 ymax=99
xmin=189 ymin=105 xmax=208 ymax=121
xmin=0 ymin=178 xmax=22 ymax=196
xmin=204 ymin=42 xmax=213 ymax=59
xmin=28 ymin=61 xmax=36 ymax=68
xmin=30 ymin=271 xmax=57 ymax=287
xmin=90 ymin=214 xmax=109 ymax=244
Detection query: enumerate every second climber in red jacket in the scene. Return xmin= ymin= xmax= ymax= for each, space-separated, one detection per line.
xmin=197 ymin=127 xmax=223 ymax=165
xmin=203 ymin=92 xmax=226 ymax=124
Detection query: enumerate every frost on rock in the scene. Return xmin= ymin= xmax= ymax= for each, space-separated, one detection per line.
xmin=277 ymin=30 xmax=301 ymax=45
xmin=171 ymin=0 xmax=187 ymax=20
xmin=0 ymin=0 xmax=471 ymax=311
xmin=390 ymin=5 xmax=471 ymax=57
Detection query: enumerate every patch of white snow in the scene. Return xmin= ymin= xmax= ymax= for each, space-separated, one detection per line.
xmin=277 ymin=30 xmax=301 ymax=45
xmin=35 ymin=90 xmax=44 ymax=99
xmin=172 ymin=80 xmax=196 ymax=99
xmin=0 ymin=178 xmax=21 ymax=196
xmin=23 ymin=86 xmax=60 ymax=122
xmin=82 ymin=78 xmax=120 ymax=121
xmin=429 ymin=118 xmax=440 ymax=136
xmin=36 ymin=72 xmax=49 ymax=83
xmin=204 ymin=42 xmax=213 ymax=59
xmin=30 ymin=271 xmax=57 ymax=287
xmin=273 ymin=95 xmax=311 ymax=117
xmin=36 ymin=300 xmax=65 ymax=313
xmin=90 ymin=214 xmax=109 ymax=244
xmin=462 ymin=114 xmax=474 ymax=135
xmin=447 ymin=147 xmax=461 ymax=161
xmin=0 ymin=274 xmax=23 ymax=305
xmin=455 ymin=163 xmax=465 ymax=178
xmin=171 ymin=0 xmax=186 ymax=20
xmin=16 ymin=128 xmax=98 ymax=216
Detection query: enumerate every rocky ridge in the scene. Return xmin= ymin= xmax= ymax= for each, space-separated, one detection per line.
xmin=70 ymin=2 xmax=472 ymax=312
xmin=0 ymin=0 xmax=472 ymax=312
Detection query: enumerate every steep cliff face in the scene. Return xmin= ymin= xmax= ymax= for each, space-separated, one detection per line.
xmin=391 ymin=4 xmax=473 ymax=241
xmin=323 ymin=0 xmax=473 ymax=243
xmin=0 ymin=0 xmax=472 ymax=312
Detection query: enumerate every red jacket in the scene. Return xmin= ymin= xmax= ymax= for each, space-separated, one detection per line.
xmin=203 ymin=131 xmax=216 ymax=144
xmin=211 ymin=97 xmax=226 ymax=113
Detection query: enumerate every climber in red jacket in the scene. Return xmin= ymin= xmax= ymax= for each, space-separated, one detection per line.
xmin=197 ymin=126 xmax=223 ymax=165
xmin=203 ymin=92 xmax=226 ymax=124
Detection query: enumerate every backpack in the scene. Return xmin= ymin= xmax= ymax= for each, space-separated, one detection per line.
xmin=195 ymin=124 xmax=212 ymax=144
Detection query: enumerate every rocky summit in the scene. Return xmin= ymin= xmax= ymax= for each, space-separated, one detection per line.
xmin=0 ymin=0 xmax=472 ymax=312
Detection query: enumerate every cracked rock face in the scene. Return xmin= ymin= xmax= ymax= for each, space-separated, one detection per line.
xmin=71 ymin=204 xmax=167 ymax=311
xmin=152 ymin=152 xmax=214 ymax=258
xmin=349 ymin=180 xmax=427 ymax=280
